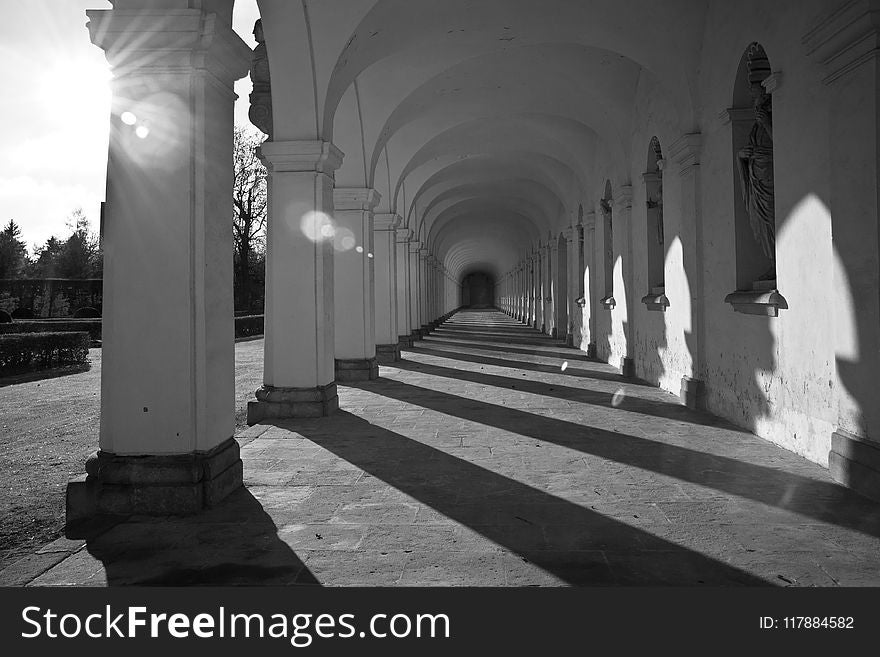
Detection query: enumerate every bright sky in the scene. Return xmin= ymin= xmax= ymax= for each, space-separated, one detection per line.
xmin=0 ymin=0 xmax=260 ymax=255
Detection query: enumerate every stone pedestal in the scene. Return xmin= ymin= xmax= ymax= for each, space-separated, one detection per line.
xmin=335 ymin=357 xmax=379 ymax=382
xmin=248 ymin=383 xmax=339 ymax=423
xmin=67 ymin=439 xmax=242 ymax=526
xmin=620 ymin=357 xmax=635 ymax=379
xmin=376 ymin=343 xmax=402 ymax=363
xmin=680 ymin=376 xmax=705 ymax=410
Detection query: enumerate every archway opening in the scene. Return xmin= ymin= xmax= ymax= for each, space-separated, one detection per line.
xmin=461 ymin=271 xmax=496 ymax=308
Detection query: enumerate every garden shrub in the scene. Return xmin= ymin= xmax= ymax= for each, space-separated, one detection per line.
xmin=73 ymin=306 xmax=101 ymax=318
xmin=0 ymin=319 xmax=101 ymax=342
xmin=0 ymin=331 xmax=90 ymax=371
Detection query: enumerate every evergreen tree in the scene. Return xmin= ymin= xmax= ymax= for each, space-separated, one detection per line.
xmin=0 ymin=219 xmax=29 ymax=279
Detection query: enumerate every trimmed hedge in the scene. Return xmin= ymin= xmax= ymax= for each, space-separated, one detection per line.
xmin=0 ymin=332 xmax=90 ymax=371
xmin=0 ymin=319 xmax=102 ymax=342
xmin=235 ymin=314 xmax=264 ymax=338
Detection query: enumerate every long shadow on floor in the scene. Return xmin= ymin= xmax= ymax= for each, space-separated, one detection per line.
xmin=295 ymin=413 xmax=766 ymax=586
xmin=421 ymin=335 xmax=592 ymax=362
xmin=410 ymin=344 xmax=634 ymax=386
xmin=400 ymin=357 xmax=696 ymax=428
xmin=350 ymin=378 xmax=880 ymax=538
xmin=73 ymin=488 xmax=318 ymax=585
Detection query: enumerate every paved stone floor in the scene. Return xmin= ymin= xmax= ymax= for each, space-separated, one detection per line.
xmin=5 ymin=310 xmax=880 ymax=586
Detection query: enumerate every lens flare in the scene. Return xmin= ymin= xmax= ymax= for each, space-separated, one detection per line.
xmin=333 ymin=227 xmax=356 ymax=252
xmin=135 ymin=125 xmax=150 ymax=139
xmin=611 ymin=387 xmax=626 ymax=407
xmin=300 ymin=211 xmax=336 ymax=242
xmin=121 ymin=111 xmax=137 ymax=125
xmin=356 ymin=246 xmax=364 ymax=254
xmin=367 ymin=252 xmax=374 ymax=259
xmin=561 ymin=361 xmax=569 ymax=371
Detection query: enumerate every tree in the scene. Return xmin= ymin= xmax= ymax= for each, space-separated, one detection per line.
xmin=27 ymin=209 xmax=102 ymax=279
xmin=232 ymin=125 xmax=268 ymax=312
xmin=56 ymin=209 xmax=102 ymax=279
xmin=0 ymin=219 xmax=28 ymax=279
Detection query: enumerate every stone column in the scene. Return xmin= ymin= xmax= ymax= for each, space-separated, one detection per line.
xmin=419 ymin=249 xmax=430 ymax=333
xmin=806 ymin=1 xmax=880 ymax=501
xmin=564 ymin=227 xmax=578 ymax=346
xmin=332 ymin=188 xmax=379 ymax=382
xmin=538 ymin=244 xmax=548 ymax=333
xmin=670 ymin=134 xmax=706 ymax=408
xmin=396 ymin=228 xmax=414 ymax=347
xmin=374 ymin=214 xmax=401 ymax=362
xmin=617 ymin=185 xmax=636 ymax=378
xmin=68 ymin=7 xmax=251 ymax=521
xmin=426 ymin=256 xmax=436 ymax=326
xmin=248 ymin=140 xmax=343 ymax=422
xmin=549 ymin=238 xmax=560 ymax=337
xmin=584 ymin=212 xmax=598 ymax=358
xmin=408 ymin=240 xmax=423 ymax=338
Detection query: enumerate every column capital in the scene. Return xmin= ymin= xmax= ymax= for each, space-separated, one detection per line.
xmin=562 ymin=227 xmax=575 ymax=240
xmin=669 ymin=133 xmax=702 ymax=173
xmin=583 ymin=210 xmax=596 ymax=230
xmin=258 ymin=140 xmax=343 ymax=174
xmin=87 ymin=9 xmax=251 ymax=85
xmin=804 ymin=0 xmax=880 ymax=84
xmin=418 ymin=248 xmax=429 ymax=258
xmin=374 ymin=213 xmax=401 ymax=231
xmin=408 ymin=240 xmax=423 ymax=253
xmin=616 ymin=184 xmax=634 ymax=212
xmin=333 ymin=188 xmax=380 ymax=211
xmin=396 ymin=228 xmax=413 ymax=242
xmin=549 ymin=239 xmax=560 ymax=252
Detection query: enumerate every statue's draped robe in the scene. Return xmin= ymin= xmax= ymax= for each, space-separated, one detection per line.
xmin=738 ymin=105 xmax=775 ymax=264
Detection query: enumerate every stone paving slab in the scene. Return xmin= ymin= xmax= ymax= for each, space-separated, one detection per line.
xmin=4 ymin=310 xmax=880 ymax=586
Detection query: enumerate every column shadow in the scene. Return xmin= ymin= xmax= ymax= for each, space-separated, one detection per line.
xmin=296 ymin=412 xmax=767 ymax=586
xmin=70 ymin=488 xmax=319 ymax=586
xmin=350 ymin=378 xmax=880 ymax=538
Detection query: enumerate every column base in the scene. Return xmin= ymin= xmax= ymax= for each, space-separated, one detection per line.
xmin=335 ymin=357 xmax=379 ymax=382
xmin=565 ymin=333 xmax=574 ymax=347
xmin=620 ymin=357 xmax=635 ymax=378
xmin=680 ymin=376 xmax=705 ymax=410
xmin=830 ymin=430 xmax=880 ymax=503
xmin=398 ymin=335 xmax=415 ymax=349
xmin=412 ymin=328 xmax=425 ymax=339
xmin=550 ymin=327 xmax=558 ymax=338
xmin=541 ymin=323 xmax=546 ymax=334
xmin=247 ymin=383 xmax=338 ymax=423
xmin=65 ymin=437 xmax=242 ymax=528
xmin=586 ymin=342 xmax=597 ymax=359
xmin=421 ymin=324 xmax=433 ymax=335
xmin=376 ymin=343 xmax=402 ymax=363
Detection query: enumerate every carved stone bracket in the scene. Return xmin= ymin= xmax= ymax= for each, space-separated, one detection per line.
xmin=724 ymin=281 xmax=788 ymax=317
xmin=600 ymin=295 xmax=616 ymax=310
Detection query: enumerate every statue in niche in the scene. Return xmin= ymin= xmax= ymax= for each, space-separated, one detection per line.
xmin=647 ymin=183 xmax=664 ymax=246
xmin=737 ymin=44 xmax=775 ymax=280
xmin=249 ymin=19 xmax=273 ymax=138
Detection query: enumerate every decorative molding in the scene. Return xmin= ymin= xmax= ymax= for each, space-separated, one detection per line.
xmin=617 ymin=185 xmax=633 ymax=211
xmin=373 ymin=213 xmax=401 ymax=231
xmin=583 ymin=210 xmax=597 ymax=230
xmin=258 ymin=140 xmax=343 ymax=174
xmin=333 ymin=188 xmax=380 ymax=212
xmin=669 ymin=133 xmax=702 ymax=172
xmin=720 ymin=107 xmax=756 ymax=126
xmin=87 ymin=10 xmax=252 ymax=85
xmin=396 ymin=228 xmax=413 ymax=242
xmin=803 ymin=0 xmax=880 ymax=84
xmin=600 ymin=295 xmax=616 ymax=310
xmin=408 ymin=240 xmax=423 ymax=253
xmin=762 ymin=71 xmax=783 ymax=94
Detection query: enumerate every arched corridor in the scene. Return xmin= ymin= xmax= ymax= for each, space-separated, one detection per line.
xmin=23 ymin=311 xmax=880 ymax=585
xmin=51 ymin=0 xmax=880 ymax=586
